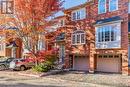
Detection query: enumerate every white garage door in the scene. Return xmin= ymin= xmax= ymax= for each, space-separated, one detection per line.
xmin=97 ymin=58 xmax=121 ymax=73
xmin=73 ymin=57 xmax=89 ymax=71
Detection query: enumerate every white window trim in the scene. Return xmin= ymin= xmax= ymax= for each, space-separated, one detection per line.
xmin=95 ymin=22 xmax=121 ymax=49
xmin=129 ymin=2 xmax=130 ymax=13
xmin=96 ymin=23 xmax=121 ymax=42
xmin=59 ymin=19 xmax=65 ymax=27
xmin=109 ymin=0 xmax=118 ymax=12
xmin=71 ymin=8 xmax=86 ymax=21
xmin=71 ymin=31 xmax=86 ymax=45
xmin=98 ymin=0 xmax=107 ymax=14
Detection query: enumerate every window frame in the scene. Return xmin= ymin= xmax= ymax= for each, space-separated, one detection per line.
xmin=95 ymin=22 xmax=121 ymax=49
xmin=109 ymin=0 xmax=118 ymax=12
xmin=71 ymin=30 xmax=86 ymax=45
xmin=59 ymin=19 xmax=65 ymax=27
xmin=1 ymin=1 xmax=14 ymax=14
xmin=71 ymin=8 xmax=86 ymax=21
xmin=96 ymin=24 xmax=120 ymax=43
xmin=128 ymin=2 xmax=130 ymax=13
xmin=98 ymin=0 xmax=107 ymax=14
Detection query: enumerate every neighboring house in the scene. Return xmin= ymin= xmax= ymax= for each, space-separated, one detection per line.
xmin=0 ymin=30 xmax=22 ymax=58
xmin=22 ymin=34 xmax=46 ymax=58
xmin=53 ymin=0 xmax=130 ymax=75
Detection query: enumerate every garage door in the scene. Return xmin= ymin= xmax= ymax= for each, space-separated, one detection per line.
xmin=97 ymin=58 xmax=121 ymax=73
xmin=73 ymin=56 xmax=89 ymax=71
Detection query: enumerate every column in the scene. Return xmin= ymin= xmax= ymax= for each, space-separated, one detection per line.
xmin=89 ymin=42 xmax=95 ymax=73
xmin=122 ymin=50 xmax=129 ymax=75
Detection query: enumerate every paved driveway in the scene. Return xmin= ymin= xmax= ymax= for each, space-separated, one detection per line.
xmin=47 ymin=71 xmax=130 ymax=87
xmin=0 ymin=71 xmax=130 ymax=87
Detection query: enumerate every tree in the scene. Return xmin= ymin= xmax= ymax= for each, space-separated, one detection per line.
xmin=1 ymin=0 xmax=63 ymax=64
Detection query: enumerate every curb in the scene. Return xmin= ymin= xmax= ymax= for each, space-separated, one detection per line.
xmin=18 ymin=70 xmax=68 ymax=77
xmin=18 ymin=73 xmax=41 ymax=78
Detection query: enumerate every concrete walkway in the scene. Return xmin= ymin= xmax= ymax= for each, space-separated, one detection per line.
xmin=0 ymin=71 xmax=107 ymax=87
xmin=0 ymin=71 xmax=130 ymax=87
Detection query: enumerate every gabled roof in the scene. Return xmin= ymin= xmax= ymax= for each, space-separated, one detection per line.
xmin=53 ymin=15 xmax=66 ymax=20
xmin=6 ymin=41 xmax=18 ymax=48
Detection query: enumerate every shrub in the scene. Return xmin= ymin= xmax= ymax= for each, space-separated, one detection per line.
xmin=32 ymin=61 xmax=54 ymax=72
xmin=32 ymin=50 xmax=58 ymax=72
xmin=45 ymin=54 xmax=58 ymax=63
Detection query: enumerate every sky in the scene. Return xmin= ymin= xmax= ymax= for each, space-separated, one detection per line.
xmin=56 ymin=0 xmax=86 ymax=17
xmin=63 ymin=0 xmax=87 ymax=9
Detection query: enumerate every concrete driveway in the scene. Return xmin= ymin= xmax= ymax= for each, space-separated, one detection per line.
xmin=0 ymin=71 xmax=130 ymax=87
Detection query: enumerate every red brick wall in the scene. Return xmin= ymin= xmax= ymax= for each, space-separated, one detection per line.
xmin=129 ymin=68 xmax=130 ymax=75
xmin=56 ymin=0 xmax=129 ymax=74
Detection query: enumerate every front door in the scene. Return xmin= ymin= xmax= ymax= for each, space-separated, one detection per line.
xmin=59 ymin=45 xmax=65 ymax=64
xmin=11 ymin=48 xmax=16 ymax=58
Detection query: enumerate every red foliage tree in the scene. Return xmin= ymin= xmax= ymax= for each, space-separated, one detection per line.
xmin=0 ymin=0 xmax=63 ymax=65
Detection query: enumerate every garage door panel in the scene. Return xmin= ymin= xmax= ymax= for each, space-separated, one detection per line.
xmin=73 ymin=57 xmax=89 ymax=71
xmin=97 ymin=58 xmax=121 ymax=73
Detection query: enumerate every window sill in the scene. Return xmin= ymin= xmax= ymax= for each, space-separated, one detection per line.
xmin=71 ymin=18 xmax=86 ymax=21
xmin=72 ymin=43 xmax=85 ymax=46
xmin=95 ymin=47 xmax=121 ymax=50
xmin=98 ymin=12 xmax=106 ymax=15
xmin=109 ymin=9 xmax=118 ymax=12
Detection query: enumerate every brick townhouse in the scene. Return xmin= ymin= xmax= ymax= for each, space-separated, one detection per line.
xmin=53 ymin=0 xmax=130 ymax=75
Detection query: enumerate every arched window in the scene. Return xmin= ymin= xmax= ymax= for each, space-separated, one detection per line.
xmin=98 ymin=0 xmax=106 ymax=14
xmin=72 ymin=30 xmax=85 ymax=45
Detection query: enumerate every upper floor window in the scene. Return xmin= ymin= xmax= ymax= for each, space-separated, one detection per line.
xmin=72 ymin=30 xmax=85 ymax=45
xmin=58 ymin=19 xmax=65 ymax=27
xmin=97 ymin=25 xmax=117 ymax=42
xmin=71 ymin=8 xmax=86 ymax=21
xmin=1 ymin=1 xmax=14 ymax=14
xmin=98 ymin=0 xmax=106 ymax=14
xmin=109 ymin=0 xmax=118 ymax=12
xmin=129 ymin=2 xmax=130 ymax=13
xmin=96 ymin=23 xmax=121 ymax=49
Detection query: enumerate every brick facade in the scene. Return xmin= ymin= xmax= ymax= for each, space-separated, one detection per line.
xmin=54 ymin=0 xmax=129 ymax=75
